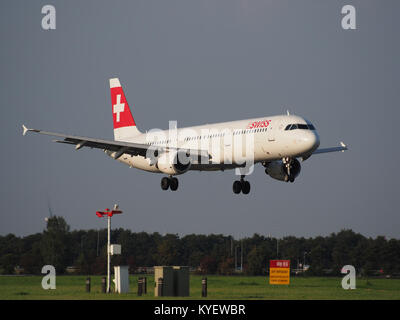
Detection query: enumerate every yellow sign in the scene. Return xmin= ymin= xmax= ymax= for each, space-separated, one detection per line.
xmin=269 ymin=260 xmax=290 ymax=285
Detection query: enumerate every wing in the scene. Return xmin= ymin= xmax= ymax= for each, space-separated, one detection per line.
xmin=312 ymin=141 xmax=348 ymax=155
xmin=22 ymin=124 xmax=211 ymax=162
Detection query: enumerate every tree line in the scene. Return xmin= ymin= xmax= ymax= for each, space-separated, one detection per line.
xmin=0 ymin=216 xmax=399 ymax=276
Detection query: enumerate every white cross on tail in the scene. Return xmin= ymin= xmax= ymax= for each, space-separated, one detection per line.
xmin=113 ymin=94 xmax=125 ymax=122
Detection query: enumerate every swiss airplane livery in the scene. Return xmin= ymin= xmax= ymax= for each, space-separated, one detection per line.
xmin=23 ymin=78 xmax=347 ymax=194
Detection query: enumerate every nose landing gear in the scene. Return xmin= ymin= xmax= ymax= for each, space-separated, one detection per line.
xmin=283 ymin=157 xmax=296 ymax=183
xmin=232 ymin=176 xmax=250 ymax=195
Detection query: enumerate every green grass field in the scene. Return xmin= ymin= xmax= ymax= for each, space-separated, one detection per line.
xmin=1 ymin=275 xmax=399 ymax=300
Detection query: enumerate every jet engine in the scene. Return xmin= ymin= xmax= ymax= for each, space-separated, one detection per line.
xmin=156 ymin=150 xmax=191 ymax=175
xmin=265 ymin=158 xmax=301 ymax=182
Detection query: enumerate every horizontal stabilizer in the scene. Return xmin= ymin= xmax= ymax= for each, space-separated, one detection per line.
xmin=22 ymin=124 xmax=39 ymax=136
xmin=22 ymin=124 xmax=29 ymax=136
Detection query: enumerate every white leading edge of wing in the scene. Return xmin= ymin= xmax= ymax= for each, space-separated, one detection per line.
xmin=312 ymin=141 xmax=348 ymax=155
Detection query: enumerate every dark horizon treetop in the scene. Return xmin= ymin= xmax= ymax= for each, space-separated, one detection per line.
xmin=0 ymin=216 xmax=399 ymax=276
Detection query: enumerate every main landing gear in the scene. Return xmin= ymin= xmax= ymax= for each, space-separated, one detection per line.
xmin=161 ymin=176 xmax=179 ymax=191
xmin=232 ymin=176 xmax=250 ymax=195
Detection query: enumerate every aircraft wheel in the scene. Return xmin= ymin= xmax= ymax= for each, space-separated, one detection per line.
xmin=161 ymin=177 xmax=170 ymax=190
xmin=241 ymin=181 xmax=250 ymax=194
xmin=233 ymin=181 xmax=242 ymax=194
xmin=170 ymin=177 xmax=179 ymax=191
xmin=289 ymin=176 xmax=295 ymax=183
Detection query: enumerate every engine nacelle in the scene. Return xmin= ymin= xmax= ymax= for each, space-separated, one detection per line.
xmin=156 ymin=151 xmax=191 ymax=175
xmin=265 ymin=158 xmax=301 ymax=182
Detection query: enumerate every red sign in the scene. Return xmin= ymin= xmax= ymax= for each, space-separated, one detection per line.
xmin=96 ymin=208 xmax=123 ymax=218
xmin=270 ymin=260 xmax=290 ymax=268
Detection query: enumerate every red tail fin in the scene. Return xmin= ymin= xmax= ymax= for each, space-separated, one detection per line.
xmin=109 ymin=78 xmax=141 ymax=140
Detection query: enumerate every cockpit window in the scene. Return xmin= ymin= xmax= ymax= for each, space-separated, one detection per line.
xmin=308 ymin=124 xmax=315 ymax=130
xmin=284 ymin=123 xmax=316 ymax=131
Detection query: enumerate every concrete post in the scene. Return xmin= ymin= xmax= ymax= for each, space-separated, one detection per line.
xmin=157 ymin=277 xmax=164 ymax=297
xmin=101 ymin=276 xmax=106 ymax=293
xmin=137 ymin=277 xmax=143 ymax=296
xmin=202 ymin=277 xmax=207 ymax=297
xmin=86 ymin=277 xmax=91 ymax=293
xmin=143 ymin=277 xmax=147 ymax=294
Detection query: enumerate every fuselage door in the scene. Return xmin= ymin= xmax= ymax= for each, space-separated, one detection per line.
xmin=267 ymin=125 xmax=275 ymax=142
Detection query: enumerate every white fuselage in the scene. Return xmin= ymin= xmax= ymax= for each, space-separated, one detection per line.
xmin=109 ymin=114 xmax=320 ymax=173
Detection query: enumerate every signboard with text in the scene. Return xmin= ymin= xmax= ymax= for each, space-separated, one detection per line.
xmin=269 ymin=260 xmax=290 ymax=285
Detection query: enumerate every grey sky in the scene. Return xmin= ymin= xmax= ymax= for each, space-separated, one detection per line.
xmin=1 ymin=0 xmax=399 ymax=239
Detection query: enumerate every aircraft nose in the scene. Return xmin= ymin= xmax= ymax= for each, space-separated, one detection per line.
xmin=302 ymin=131 xmax=320 ymax=152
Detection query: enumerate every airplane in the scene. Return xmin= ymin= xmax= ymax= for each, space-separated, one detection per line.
xmin=22 ymin=78 xmax=347 ymax=194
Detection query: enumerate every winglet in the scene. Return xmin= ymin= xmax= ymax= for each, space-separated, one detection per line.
xmin=22 ymin=124 xmax=29 ymax=136
xmin=340 ymin=141 xmax=348 ymax=151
